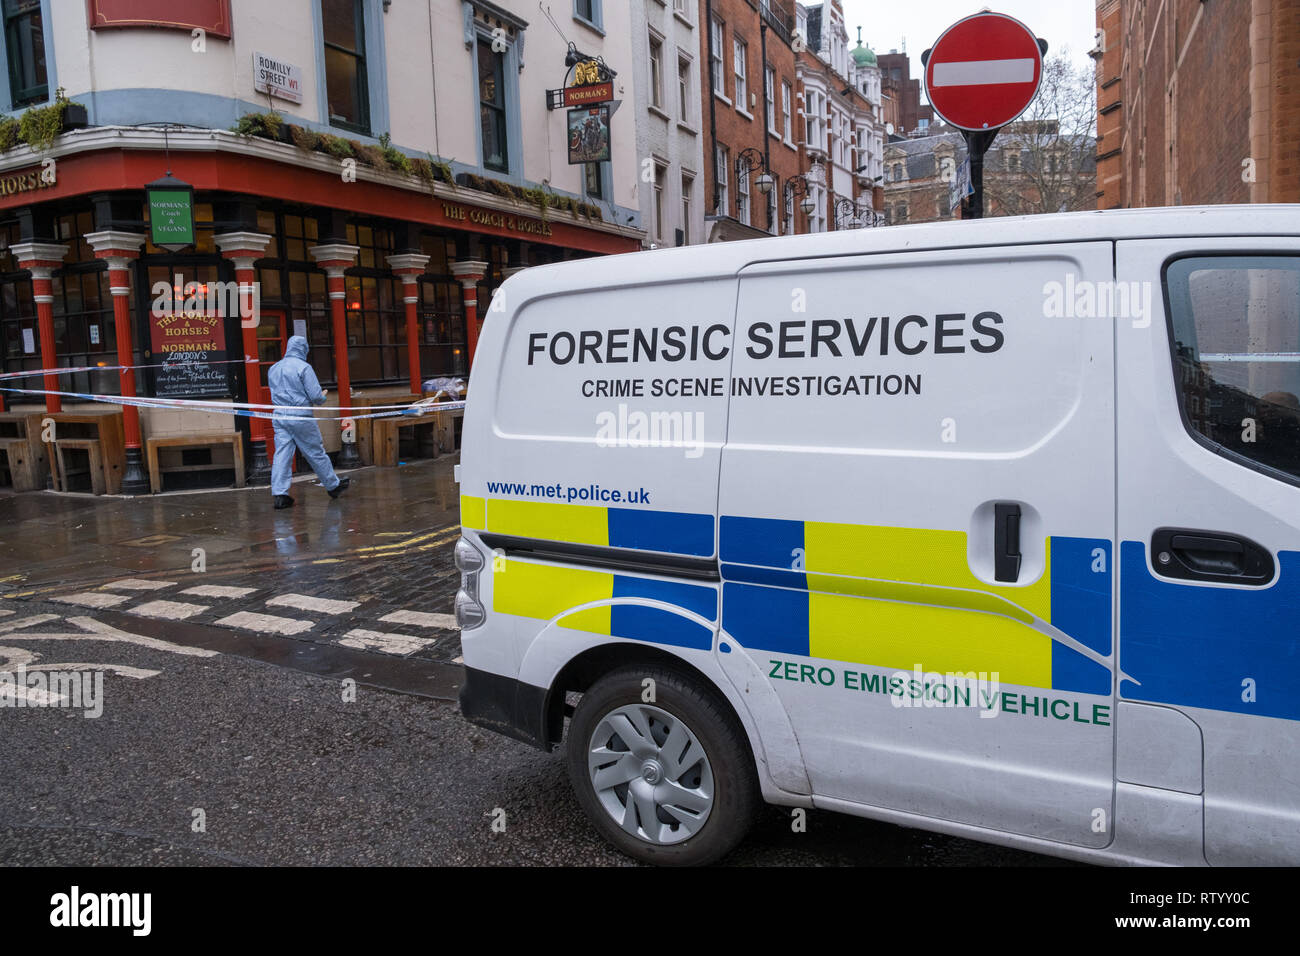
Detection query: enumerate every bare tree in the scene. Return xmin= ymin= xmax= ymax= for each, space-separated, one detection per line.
xmin=985 ymin=53 xmax=1097 ymax=216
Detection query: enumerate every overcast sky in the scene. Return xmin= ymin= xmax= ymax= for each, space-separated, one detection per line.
xmin=839 ymin=0 xmax=1097 ymax=87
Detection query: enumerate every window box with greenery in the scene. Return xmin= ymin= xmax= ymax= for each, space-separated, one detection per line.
xmin=231 ymin=112 xmax=457 ymax=192
xmin=0 ymin=93 xmax=89 ymax=153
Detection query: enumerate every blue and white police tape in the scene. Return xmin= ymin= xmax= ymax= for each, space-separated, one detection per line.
xmin=0 ymin=385 xmax=466 ymax=420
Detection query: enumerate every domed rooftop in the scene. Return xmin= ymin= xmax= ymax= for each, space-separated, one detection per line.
xmin=852 ymin=28 xmax=876 ymax=68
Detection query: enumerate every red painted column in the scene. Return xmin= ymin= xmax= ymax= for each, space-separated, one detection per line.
xmin=308 ymin=242 xmax=361 ymax=468
xmin=85 ymin=230 xmax=148 ymax=493
xmin=215 ymin=231 xmax=274 ymax=483
xmin=449 ymin=260 xmax=489 ymax=371
xmin=11 ymin=242 xmax=70 ymax=414
xmin=386 ymin=253 xmax=431 ymax=396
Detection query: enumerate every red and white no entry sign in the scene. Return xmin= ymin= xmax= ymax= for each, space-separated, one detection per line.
xmin=923 ymin=12 xmax=1043 ymax=132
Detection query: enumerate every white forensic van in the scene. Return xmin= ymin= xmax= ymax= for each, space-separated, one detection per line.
xmin=456 ymin=206 xmax=1300 ymax=866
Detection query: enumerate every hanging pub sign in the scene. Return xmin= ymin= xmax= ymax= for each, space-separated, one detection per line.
xmin=146 ymin=174 xmax=195 ymax=252
xmin=568 ymin=105 xmax=611 ymax=165
xmin=547 ymin=52 xmax=616 ymax=110
xmin=150 ymin=305 xmax=229 ymax=398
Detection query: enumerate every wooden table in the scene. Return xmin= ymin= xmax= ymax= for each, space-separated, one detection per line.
xmin=370 ymin=404 xmax=463 ymax=467
xmin=345 ymin=390 xmax=419 ymax=466
xmin=145 ymin=432 xmax=246 ymax=494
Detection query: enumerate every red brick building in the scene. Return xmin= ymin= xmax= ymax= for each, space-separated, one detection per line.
xmin=700 ymin=0 xmax=802 ymax=241
xmin=1095 ymin=0 xmax=1300 ymax=208
xmin=877 ymin=50 xmax=934 ymax=138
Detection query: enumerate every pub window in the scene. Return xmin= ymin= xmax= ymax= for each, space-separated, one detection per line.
xmin=477 ymin=37 xmax=508 ymax=172
xmin=321 ymin=0 xmax=370 ymax=134
xmin=44 ymin=211 xmax=118 ymax=397
xmin=0 ymin=220 xmax=36 ymax=388
xmin=4 ymin=0 xmax=46 ymax=108
xmin=418 ymin=236 xmax=466 ymax=380
xmin=339 ymin=222 xmax=403 ymax=384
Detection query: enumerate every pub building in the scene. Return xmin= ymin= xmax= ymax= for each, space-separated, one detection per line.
xmin=0 ymin=129 xmax=640 ymax=494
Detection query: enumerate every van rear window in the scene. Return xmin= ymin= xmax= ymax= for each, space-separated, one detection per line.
xmin=1165 ymin=255 xmax=1300 ymax=484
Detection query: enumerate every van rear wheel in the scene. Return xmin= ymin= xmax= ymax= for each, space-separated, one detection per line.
xmin=565 ymin=665 xmax=759 ymax=866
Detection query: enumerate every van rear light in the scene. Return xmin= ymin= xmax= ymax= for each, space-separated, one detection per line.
xmin=455 ymin=588 xmax=486 ymax=630
xmin=455 ymin=536 xmax=487 ymax=629
xmin=455 ymin=537 xmax=484 ymax=572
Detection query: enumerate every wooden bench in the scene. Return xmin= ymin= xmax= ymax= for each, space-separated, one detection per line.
xmin=52 ymin=439 xmax=106 ymax=496
xmin=0 ymin=411 xmax=47 ymax=491
xmin=46 ymin=410 xmax=124 ymax=495
xmin=146 ymin=433 xmax=246 ymax=494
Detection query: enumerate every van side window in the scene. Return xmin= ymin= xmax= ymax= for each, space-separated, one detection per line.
xmin=1165 ymin=255 xmax=1300 ymax=484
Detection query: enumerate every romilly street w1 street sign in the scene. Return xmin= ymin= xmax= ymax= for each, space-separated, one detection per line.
xmin=923 ymin=12 xmax=1044 ymax=131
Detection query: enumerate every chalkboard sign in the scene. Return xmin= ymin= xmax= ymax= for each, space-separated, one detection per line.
xmin=149 ymin=310 xmax=229 ymax=398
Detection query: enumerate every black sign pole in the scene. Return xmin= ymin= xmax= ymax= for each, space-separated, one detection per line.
xmin=961 ymin=127 xmax=999 ymax=219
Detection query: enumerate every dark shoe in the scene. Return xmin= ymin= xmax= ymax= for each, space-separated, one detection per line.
xmin=328 ymin=477 xmax=350 ymax=499
xmin=273 ymin=495 xmax=295 ymax=510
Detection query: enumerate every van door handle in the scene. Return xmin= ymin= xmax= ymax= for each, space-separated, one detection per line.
xmin=1170 ymin=534 xmax=1244 ymax=575
xmin=1152 ymin=528 xmax=1275 ymax=585
xmin=994 ymin=503 xmax=1022 ymax=583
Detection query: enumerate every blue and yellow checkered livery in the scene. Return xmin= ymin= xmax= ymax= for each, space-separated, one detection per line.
xmin=462 ymin=497 xmax=1114 ymax=694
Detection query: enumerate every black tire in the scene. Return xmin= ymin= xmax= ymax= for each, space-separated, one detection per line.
xmin=565 ymin=664 xmax=760 ymax=866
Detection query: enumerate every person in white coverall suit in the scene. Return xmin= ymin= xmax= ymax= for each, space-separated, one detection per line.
xmin=267 ymin=335 xmax=349 ymax=509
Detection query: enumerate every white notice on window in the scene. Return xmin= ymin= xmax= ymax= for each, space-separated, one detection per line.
xmin=294 ymin=319 xmax=307 ymax=339
xmin=89 ymin=324 xmax=100 ymax=345
xmin=22 ymin=328 xmax=35 ymax=353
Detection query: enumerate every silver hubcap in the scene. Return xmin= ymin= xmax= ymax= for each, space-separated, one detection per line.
xmin=587 ymin=703 xmax=715 ymax=845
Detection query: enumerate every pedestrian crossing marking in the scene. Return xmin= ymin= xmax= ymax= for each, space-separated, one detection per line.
xmin=180 ymin=585 xmax=259 ymax=598
xmin=54 ymin=592 xmax=129 ymax=609
xmin=215 ymin=611 xmax=314 ymax=635
xmin=267 ymin=593 xmax=360 ymax=615
xmin=130 ymin=600 xmax=209 ymax=621
xmin=338 ymin=629 xmax=433 ymax=656
xmin=379 ymin=610 xmax=459 ymax=630
xmin=102 ymin=579 xmax=176 ymax=592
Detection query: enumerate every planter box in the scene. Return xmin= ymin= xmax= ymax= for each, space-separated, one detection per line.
xmin=62 ymin=103 xmax=88 ymax=130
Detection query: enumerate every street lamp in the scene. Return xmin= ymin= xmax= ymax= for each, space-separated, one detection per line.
xmin=834 ymin=195 xmax=859 ymax=230
xmin=736 ymin=147 xmax=775 ymax=229
xmin=786 ymin=175 xmax=817 ymax=219
xmin=739 ymin=150 xmax=774 ymax=195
